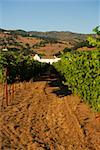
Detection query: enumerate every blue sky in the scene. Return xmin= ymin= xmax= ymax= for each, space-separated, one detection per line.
xmin=0 ymin=0 xmax=100 ymax=33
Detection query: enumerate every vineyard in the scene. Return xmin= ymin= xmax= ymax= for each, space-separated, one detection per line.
xmin=0 ymin=52 xmax=48 ymax=84
xmin=53 ymin=50 xmax=100 ymax=112
xmin=0 ymin=30 xmax=100 ymax=149
xmin=0 ymin=52 xmax=49 ymax=107
xmin=0 ymin=49 xmax=100 ymax=111
xmin=0 ymin=51 xmax=100 ymax=149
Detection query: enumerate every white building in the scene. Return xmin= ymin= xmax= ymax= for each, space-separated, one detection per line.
xmin=34 ymin=54 xmax=61 ymax=65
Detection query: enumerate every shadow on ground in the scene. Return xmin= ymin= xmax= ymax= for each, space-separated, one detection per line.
xmin=32 ymin=68 xmax=72 ymax=98
xmin=48 ymin=79 xmax=72 ymax=97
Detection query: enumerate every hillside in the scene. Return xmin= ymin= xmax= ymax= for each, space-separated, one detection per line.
xmin=0 ymin=28 xmax=95 ymax=57
xmin=28 ymin=31 xmax=90 ymax=43
xmin=0 ymin=28 xmax=92 ymax=42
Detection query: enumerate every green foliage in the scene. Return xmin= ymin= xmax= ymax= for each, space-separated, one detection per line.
xmin=93 ymin=26 xmax=100 ymax=35
xmin=87 ymin=36 xmax=100 ymax=48
xmin=38 ymin=53 xmax=45 ymax=58
xmin=0 ymin=53 xmax=7 ymax=82
xmin=0 ymin=63 xmax=3 ymax=83
xmin=53 ymin=50 xmax=100 ymax=112
xmin=73 ymin=40 xmax=94 ymax=50
xmin=11 ymin=30 xmax=29 ymax=37
xmin=87 ymin=26 xmax=100 ymax=49
xmin=63 ymin=47 xmax=72 ymax=53
xmin=0 ymin=52 xmax=48 ymax=83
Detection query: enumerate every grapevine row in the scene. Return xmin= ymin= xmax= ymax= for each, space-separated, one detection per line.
xmin=53 ymin=50 xmax=100 ymax=112
xmin=0 ymin=52 xmax=48 ymax=84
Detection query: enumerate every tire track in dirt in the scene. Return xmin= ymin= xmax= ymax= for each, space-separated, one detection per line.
xmin=0 ymin=76 xmax=100 ymax=150
xmin=44 ymin=83 xmax=87 ymax=150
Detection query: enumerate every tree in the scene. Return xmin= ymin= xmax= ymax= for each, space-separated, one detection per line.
xmin=26 ymin=43 xmax=30 ymax=48
xmin=93 ymin=26 xmax=100 ymax=35
xmin=63 ymin=47 xmax=72 ymax=53
xmin=87 ymin=26 xmax=100 ymax=49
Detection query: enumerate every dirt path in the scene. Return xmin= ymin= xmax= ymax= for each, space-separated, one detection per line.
xmin=0 ymin=75 xmax=100 ymax=150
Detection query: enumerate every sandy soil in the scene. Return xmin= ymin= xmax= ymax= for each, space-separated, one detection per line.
xmin=0 ymin=74 xmax=100 ymax=150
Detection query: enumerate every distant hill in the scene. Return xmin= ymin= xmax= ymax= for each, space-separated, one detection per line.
xmin=28 ymin=31 xmax=90 ymax=42
xmin=0 ymin=28 xmax=95 ymax=57
xmin=0 ymin=28 xmax=94 ymax=44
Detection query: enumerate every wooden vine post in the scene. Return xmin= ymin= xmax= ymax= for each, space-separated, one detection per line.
xmin=5 ymin=67 xmax=9 ymax=106
xmin=12 ymin=83 xmax=14 ymax=101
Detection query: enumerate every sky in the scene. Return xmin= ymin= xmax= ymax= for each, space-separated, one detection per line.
xmin=0 ymin=0 xmax=100 ymax=33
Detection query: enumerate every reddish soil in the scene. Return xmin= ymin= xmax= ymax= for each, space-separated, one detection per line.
xmin=0 ymin=75 xmax=100 ymax=150
xmin=17 ymin=36 xmax=41 ymax=46
xmin=77 ymin=47 xmax=96 ymax=51
xmin=35 ymin=43 xmax=68 ymax=58
xmin=0 ymin=32 xmax=68 ymax=57
xmin=0 ymin=33 xmax=10 ymax=38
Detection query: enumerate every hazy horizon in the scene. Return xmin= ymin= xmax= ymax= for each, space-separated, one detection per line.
xmin=0 ymin=0 xmax=99 ymax=34
xmin=0 ymin=27 xmax=95 ymax=34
